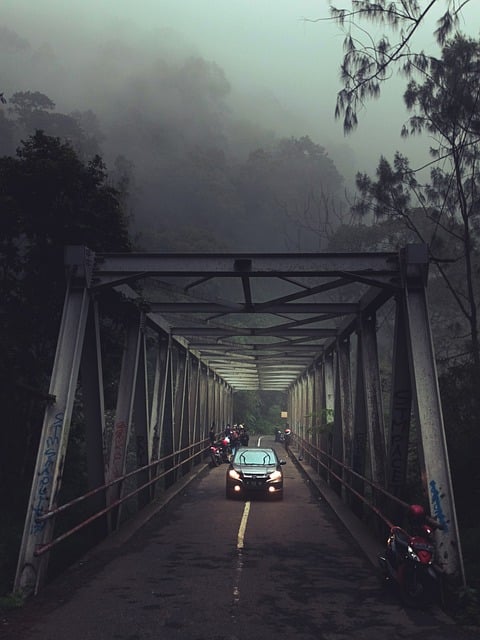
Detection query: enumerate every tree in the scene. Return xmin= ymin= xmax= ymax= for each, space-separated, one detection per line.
xmin=7 ymin=91 xmax=101 ymax=159
xmin=0 ymin=107 xmax=15 ymax=156
xmin=352 ymin=35 xmax=480 ymax=366
xmin=0 ymin=131 xmax=131 ymax=515
xmin=325 ymin=1 xmax=473 ymax=132
xmin=234 ymin=136 xmax=345 ymax=250
xmin=8 ymin=90 xmax=55 ymax=122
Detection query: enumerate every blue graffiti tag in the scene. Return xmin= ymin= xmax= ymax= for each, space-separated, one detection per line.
xmin=30 ymin=411 xmax=64 ymax=534
xmin=429 ymin=479 xmax=449 ymax=533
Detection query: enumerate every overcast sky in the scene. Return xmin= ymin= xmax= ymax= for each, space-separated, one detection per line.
xmin=2 ymin=0 xmax=480 ymax=181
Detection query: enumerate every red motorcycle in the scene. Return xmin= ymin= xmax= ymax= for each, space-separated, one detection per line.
xmin=210 ymin=438 xmax=232 ymax=465
xmin=209 ymin=443 xmax=222 ymax=467
xmin=378 ymin=505 xmax=440 ymax=608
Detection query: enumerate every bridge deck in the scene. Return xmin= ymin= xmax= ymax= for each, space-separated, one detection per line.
xmin=4 ymin=438 xmax=470 ymax=640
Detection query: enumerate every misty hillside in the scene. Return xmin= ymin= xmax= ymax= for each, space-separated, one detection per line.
xmin=0 ymin=18 xmax=349 ymax=251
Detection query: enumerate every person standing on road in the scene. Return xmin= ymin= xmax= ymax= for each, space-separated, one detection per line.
xmin=230 ymin=425 xmax=240 ymax=456
xmin=239 ymin=425 xmax=249 ymax=447
xmin=284 ymin=427 xmax=291 ymax=451
xmin=209 ymin=423 xmax=216 ymax=444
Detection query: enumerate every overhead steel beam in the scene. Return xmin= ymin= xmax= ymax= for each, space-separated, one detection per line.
xmin=170 ymin=327 xmax=338 ymax=337
xmin=187 ymin=342 xmax=325 ymax=352
xmin=146 ymin=302 xmax=359 ymax=314
xmin=92 ymin=251 xmax=400 ymax=282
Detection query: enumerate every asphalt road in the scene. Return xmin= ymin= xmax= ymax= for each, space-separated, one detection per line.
xmin=3 ymin=437 xmax=479 ymax=640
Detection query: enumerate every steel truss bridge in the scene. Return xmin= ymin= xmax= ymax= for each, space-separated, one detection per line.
xmin=15 ymin=244 xmax=465 ymax=595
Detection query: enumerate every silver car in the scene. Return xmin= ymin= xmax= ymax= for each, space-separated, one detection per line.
xmin=225 ymin=447 xmax=286 ymax=500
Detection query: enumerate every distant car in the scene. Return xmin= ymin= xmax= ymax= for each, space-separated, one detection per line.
xmin=226 ymin=447 xmax=286 ymax=500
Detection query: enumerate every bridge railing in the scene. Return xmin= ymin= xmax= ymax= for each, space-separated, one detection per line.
xmin=32 ymin=437 xmax=210 ymax=560
xmin=294 ymin=434 xmax=441 ymax=539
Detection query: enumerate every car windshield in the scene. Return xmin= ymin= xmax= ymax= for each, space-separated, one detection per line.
xmin=236 ymin=450 xmax=275 ymax=465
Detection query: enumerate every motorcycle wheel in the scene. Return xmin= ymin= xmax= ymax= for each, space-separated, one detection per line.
xmin=400 ymin=566 xmax=430 ymax=608
xmin=210 ymin=452 xmax=221 ymax=467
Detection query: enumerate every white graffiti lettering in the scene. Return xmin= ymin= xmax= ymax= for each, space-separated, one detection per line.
xmin=30 ymin=412 xmax=64 ymax=535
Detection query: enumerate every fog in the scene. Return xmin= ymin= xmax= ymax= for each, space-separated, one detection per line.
xmin=2 ymin=0 xmax=480 ymax=249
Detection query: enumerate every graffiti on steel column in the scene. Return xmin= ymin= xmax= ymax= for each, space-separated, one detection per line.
xmin=388 ymin=388 xmax=411 ymax=488
xmin=429 ymin=479 xmax=449 ymax=533
xmin=30 ymin=411 xmax=64 ymax=534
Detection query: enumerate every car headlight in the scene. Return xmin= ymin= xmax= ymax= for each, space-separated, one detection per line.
xmin=228 ymin=469 xmax=241 ymax=480
xmin=268 ymin=470 xmax=282 ymax=481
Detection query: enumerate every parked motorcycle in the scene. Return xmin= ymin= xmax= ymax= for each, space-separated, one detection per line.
xmin=209 ymin=444 xmax=223 ymax=467
xmin=378 ymin=518 xmax=440 ymax=608
xmin=213 ymin=438 xmax=232 ymax=464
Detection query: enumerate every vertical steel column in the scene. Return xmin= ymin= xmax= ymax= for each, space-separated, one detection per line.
xmin=190 ymin=358 xmax=200 ymax=445
xmin=333 ymin=340 xmax=353 ymax=499
xmin=323 ymin=353 xmax=335 ymax=446
xmin=105 ymin=316 xmax=143 ymax=528
xmin=386 ymin=295 xmax=413 ymax=508
xmin=352 ymin=329 xmax=367 ymax=476
xmin=180 ymin=350 xmax=190 ymax=451
xmin=293 ymin=380 xmax=300 ymax=431
xmin=14 ymin=282 xmax=90 ymax=595
xmin=215 ymin=374 xmax=220 ymax=422
xmin=133 ymin=320 xmax=150 ymax=507
xmin=162 ymin=340 xmax=175 ymax=488
xmin=207 ymin=369 xmax=214 ymax=434
xmin=304 ymin=373 xmax=309 ymax=440
xmin=80 ymin=298 xmax=107 ymax=536
xmin=300 ymin=374 xmax=306 ymax=440
xmin=212 ymin=373 xmax=217 ymax=429
xmin=300 ymin=369 xmax=312 ymax=459
xmin=313 ymin=364 xmax=323 ymax=469
xmin=402 ymin=246 xmax=465 ymax=583
xmin=305 ymin=372 xmax=311 ymax=439
xmin=219 ymin=380 xmax=224 ymax=428
xmin=215 ymin=374 xmax=221 ymax=428
xmin=324 ymin=354 xmax=334 ymax=421
xmin=199 ymin=364 xmax=208 ymax=437
xmin=306 ymin=370 xmax=313 ymax=442
xmin=309 ymin=365 xmax=317 ymax=445
xmin=227 ymin=383 xmax=233 ymax=426
xmin=331 ymin=351 xmax=344 ymax=494
xmin=288 ymin=383 xmax=294 ymax=430
xmin=174 ymin=347 xmax=187 ymax=477
xmin=313 ymin=362 xmax=324 ymax=473
xmin=286 ymin=387 xmax=292 ymax=432
xmin=223 ymin=383 xmax=227 ymax=429
xmin=182 ymin=352 xmax=194 ymax=470
xmin=358 ymin=313 xmax=386 ymax=486
xmin=226 ymin=384 xmax=233 ymax=427
xmin=298 ymin=375 xmax=305 ymax=441
xmin=337 ymin=338 xmax=354 ymax=471
xmin=149 ymin=335 xmax=169 ymax=464
xmin=352 ymin=329 xmax=368 ymax=515
xmin=324 ymin=353 xmax=335 ymax=483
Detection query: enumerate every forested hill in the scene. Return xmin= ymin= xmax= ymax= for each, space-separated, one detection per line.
xmin=1 ymin=20 xmax=348 ymax=253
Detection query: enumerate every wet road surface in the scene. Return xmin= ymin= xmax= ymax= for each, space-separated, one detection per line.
xmin=3 ymin=439 xmax=479 ymax=640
